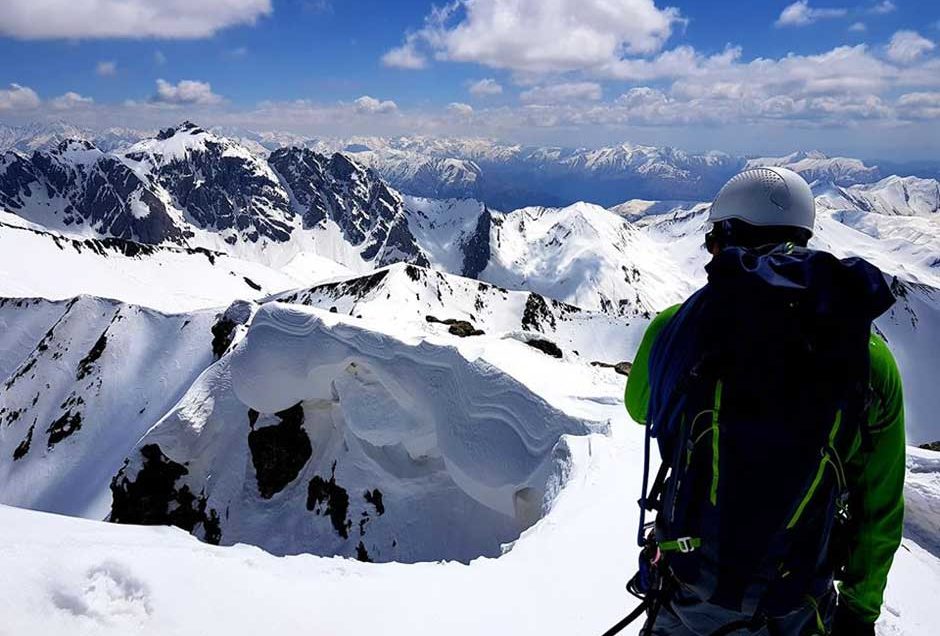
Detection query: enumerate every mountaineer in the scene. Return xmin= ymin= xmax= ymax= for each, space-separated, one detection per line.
xmin=620 ymin=167 xmax=905 ymax=636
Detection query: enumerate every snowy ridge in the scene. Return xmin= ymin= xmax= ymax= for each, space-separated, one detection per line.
xmin=0 ymin=211 xmax=309 ymax=312
xmin=746 ymin=150 xmax=882 ymax=186
xmin=0 ymin=295 xmax=220 ymax=518
xmin=818 ymin=175 xmax=940 ymax=218
xmin=483 ymin=202 xmax=698 ymax=317
xmin=269 ymin=262 xmax=643 ymax=365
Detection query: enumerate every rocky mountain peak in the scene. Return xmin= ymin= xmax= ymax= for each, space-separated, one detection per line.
xmin=156 ymin=120 xmax=206 ymax=141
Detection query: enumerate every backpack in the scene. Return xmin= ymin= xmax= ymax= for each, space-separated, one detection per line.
xmin=639 ymin=244 xmax=895 ymax=617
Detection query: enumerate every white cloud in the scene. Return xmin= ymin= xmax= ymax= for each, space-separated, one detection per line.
xmin=447 ymin=102 xmax=474 ymax=117
xmin=381 ymin=38 xmax=427 ymax=69
xmin=153 ymin=79 xmax=223 ymax=105
xmin=775 ymin=1 xmax=847 ymax=27
xmin=0 ymin=0 xmax=272 ymax=39
xmin=604 ymin=43 xmax=910 ymax=104
xmin=896 ymin=91 xmax=940 ymax=119
xmin=228 ymin=47 xmax=249 ymax=58
xmin=886 ymin=30 xmax=936 ymax=64
xmin=468 ymin=78 xmax=503 ymax=96
xmin=50 ymin=91 xmax=94 ymax=109
xmin=383 ymin=0 xmax=683 ymax=74
xmin=353 ymin=95 xmax=398 ymax=114
xmin=96 ymin=61 xmax=117 ymax=77
xmin=848 ymin=22 xmax=867 ymax=33
xmin=0 ymin=83 xmax=40 ymax=110
xmin=520 ymin=82 xmax=603 ymax=104
xmin=868 ymin=1 xmax=896 ymax=15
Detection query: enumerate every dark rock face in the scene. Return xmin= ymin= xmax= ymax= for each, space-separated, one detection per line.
xmin=591 ymin=360 xmax=633 ymax=376
xmin=270 ymin=146 xmax=429 ymax=266
xmin=306 ymin=461 xmax=352 ymax=539
xmin=247 ymin=403 xmax=312 ymax=499
xmin=525 ymin=338 xmax=563 ymax=358
xmin=47 ymin=410 xmax=83 ymax=447
xmin=210 ymin=300 xmax=253 ymax=359
xmin=210 ymin=318 xmax=237 ymax=359
xmin=0 ymin=140 xmax=184 ymax=245
xmin=109 ymin=443 xmax=222 ymax=545
xmin=425 ymin=315 xmax=485 ymax=337
xmin=12 ymin=424 xmax=33 ymax=460
xmin=364 ymin=488 xmax=385 ymax=515
xmin=448 ymin=321 xmax=485 ymax=337
xmin=76 ymin=331 xmax=107 ymax=380
xmin=521 ymin=293 xmax=557 ymax=332
xmin=920 ymin=441 xmax=940 ymax=452
xmin=275 ymin=269 xmax=390 ymax=307
xmin=460 ymin=207 xmax=492 ymax=278
xmin=133 ymin=123 xmax=294 ymax=243
xmin=1 ymin=123 xmax=445 ymax=271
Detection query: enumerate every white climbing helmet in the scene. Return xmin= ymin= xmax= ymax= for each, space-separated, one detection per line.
xmin=708 ymin=166 xmax=815 ymax=234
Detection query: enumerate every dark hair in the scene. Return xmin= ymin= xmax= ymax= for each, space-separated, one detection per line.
xmin=705 ymin=218 xmax=811 ymax=251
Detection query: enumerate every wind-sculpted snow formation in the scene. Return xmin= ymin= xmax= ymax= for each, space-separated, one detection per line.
xmin=0 ymin=262 xmax=634 ymax=562
xmin=109 ymin=302 xmax=604 ymax=562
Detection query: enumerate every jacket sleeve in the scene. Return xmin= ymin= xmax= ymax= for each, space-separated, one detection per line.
xmin=624 ymin=304 xmax=680 ymax=425
xmin=837 ymin=334 xmax=906 ymax=624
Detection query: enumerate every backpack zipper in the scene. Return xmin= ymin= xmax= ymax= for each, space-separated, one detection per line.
xmin=709 ymin=380 xmax=722 ymax=506
xmin=786 ymin=410 xmax=845 ymax=530
xmin=668 ymin=382 xmax=723 ymax=521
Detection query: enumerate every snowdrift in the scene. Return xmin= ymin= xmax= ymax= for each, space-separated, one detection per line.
xmin=108 ymin=302 xmax=606 ymax=563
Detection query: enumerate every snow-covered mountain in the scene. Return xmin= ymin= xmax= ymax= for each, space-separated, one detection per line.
xmin=0 ymin=121 xmax=150 ymax=154
xmin=0 ymin=124 xmax=693 ymax=317
xmin=1 ymin=120 xmax=939 ymax=635
xmin=818 ymin=175 xmax=940 ymax=218
xmin=5 ymin=121 xmax=933 ymax=211
xmin=746 ymin=150 xmax=882 ymax=186
xmin=329 ymin=138 xmax=745 ymax=208
xmin=0 ymin=210 xmax=337 ymax=312
xmin=0 ymin=122 xmax=441 ymax=272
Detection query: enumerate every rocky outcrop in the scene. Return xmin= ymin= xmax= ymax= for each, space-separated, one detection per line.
xmin=270 ymin=146 xmax=429 ymax=266
xmin=110 ymin=443 xmax=222 ymax=544
xmin=0 ymin=140 xmax=184 ymax=244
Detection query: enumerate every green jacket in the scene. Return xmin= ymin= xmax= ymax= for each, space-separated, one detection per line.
xmin=625 ymin=304 xmax=906 ymax=624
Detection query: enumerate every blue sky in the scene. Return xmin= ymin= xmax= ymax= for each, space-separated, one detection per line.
xmin=0 ymin=0 xmax=938 ymax=159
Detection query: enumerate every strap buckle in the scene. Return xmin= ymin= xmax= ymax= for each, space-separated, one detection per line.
xmin=676 ymin=536 xmax=696 ymax=553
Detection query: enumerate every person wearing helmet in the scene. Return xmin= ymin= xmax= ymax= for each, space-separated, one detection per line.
xmin=623 ymin=167 xmax=905 ymax=636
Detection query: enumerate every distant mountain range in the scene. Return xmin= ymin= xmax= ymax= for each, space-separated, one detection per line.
xmin=0 ymin=120 xmax=938 ymax=321
xmin=4 ymin=121 xmax=940 ymax=209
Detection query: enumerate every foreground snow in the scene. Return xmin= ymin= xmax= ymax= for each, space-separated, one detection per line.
xmin=1 ymin=422 xmax=938 ymax=636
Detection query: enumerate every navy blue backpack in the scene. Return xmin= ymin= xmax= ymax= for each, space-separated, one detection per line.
xmin=638 ymin=244 xmax=895 ymax=617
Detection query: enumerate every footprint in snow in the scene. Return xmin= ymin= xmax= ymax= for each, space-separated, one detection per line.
xmin=50 ymin=560 xmax=152 ymax=626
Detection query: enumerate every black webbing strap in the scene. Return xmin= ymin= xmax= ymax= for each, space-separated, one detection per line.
xmin=600 ymin=597 xmax=653 ymax=636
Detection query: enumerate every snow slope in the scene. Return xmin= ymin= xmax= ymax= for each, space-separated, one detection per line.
xmin=0 ymin=412 xmax=938 ymax=636
xmin=483 ymin=202 xmax=697 ymax=318
xmin=0 ymin=295 xmax=222 ymax=518
xmin=747 ymin=150 xmax=882 ymax=186
xmin=818 ymin=175 xmax=940 ymax=218
xmin=270 ymin=262 xmax=643 ymax=364
xmin=0 ymin=212 xmax=311 ymax=312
